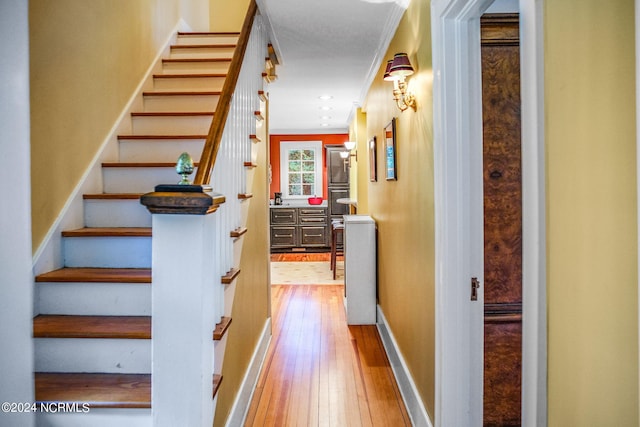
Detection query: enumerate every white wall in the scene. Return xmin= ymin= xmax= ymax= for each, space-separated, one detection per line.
xmin=0 ymin=1 xmax=35 ymax=426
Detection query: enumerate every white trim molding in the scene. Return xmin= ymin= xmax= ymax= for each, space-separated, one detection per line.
xmin=224 ymin=319 xmax=271 ymax=427
xmin=376 ymin=306 xmax=433 ymax=427
xmin=519 ymin=0 xmax=547 ymax=425
xmin=431 ymin=0 xmax=546 ymax=425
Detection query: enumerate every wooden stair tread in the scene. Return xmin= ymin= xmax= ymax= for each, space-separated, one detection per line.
xmin=101 ymin=162 xmax=199 ymax=168
xmin=117 ymin=134 xmax=207 ymax=140
xmin=221 ymin=268 xmax=241 ymax=284
xmin=33 ymin=315 xmax=151 ymax=339
xmin=142 ymin=91 xmax=222 ymax=97
xmin=213 ymin=374 xmax=223 ymax=399
xmin=35 ymin=373 xmax=150 ymax=408
xmin=36 ymin=267 xmax=151 ymax=283
xmin=171 ymin=44 xmax=237 ymax=49
xmin=62 ymin=227 xmax=151 ymax=237
xmin=153 ymin=73 xmax=227 ymax=78
xmin=230 ymin=227 xmax=248 ymax=238
xmin=237 ymin=193 xmax=253 ymax=200
xmin=213 ymin=317 xmax=232 ymax=340
xmin=162 ymin=58 xmax=231 ymax=63
xmin=83 ymin=193 xmax=143 ymax=200
xmin=131 ymin=111 xmax=214 ymax=117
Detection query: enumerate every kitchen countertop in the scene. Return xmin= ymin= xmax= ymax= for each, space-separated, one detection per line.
xmin=270 ymin=200 xmax=328 ymax=208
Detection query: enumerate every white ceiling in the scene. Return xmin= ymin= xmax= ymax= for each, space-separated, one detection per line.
xmin=258 ymin=0 xmax=409 ymax=134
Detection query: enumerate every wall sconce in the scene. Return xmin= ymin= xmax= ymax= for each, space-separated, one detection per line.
xmin=383 ymin=53 xmax=417 ymax=112
xmin=340 ymin=141 xmax=357 ymax=171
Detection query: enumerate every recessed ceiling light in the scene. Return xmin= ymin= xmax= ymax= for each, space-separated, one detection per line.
xmin=320 ymin=123 xmax=330 ymax=127
xmin=319 ymin=106 xmax=333 ymax=111
xmin=320 ymin=116 xmax=332 ymax=120
xmin=318 ymin=95 xmax=333 ymax=100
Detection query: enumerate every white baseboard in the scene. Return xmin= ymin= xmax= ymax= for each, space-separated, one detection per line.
xmin=224 ymin=318 xmax=272 ymax=427
xmin=376 ymin=305 xmax=434 ymax=427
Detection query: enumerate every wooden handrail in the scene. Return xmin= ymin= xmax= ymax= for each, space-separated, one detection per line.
xmin=193 ymin=0 xmax=258 ymax=185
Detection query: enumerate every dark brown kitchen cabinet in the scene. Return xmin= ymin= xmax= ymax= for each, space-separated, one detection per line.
xmin=270 ymin=207 xmax=328 ymax=251
xmin=325 ymin=145 xmax=350 ymax=222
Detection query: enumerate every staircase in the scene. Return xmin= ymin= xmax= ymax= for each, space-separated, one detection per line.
xmin=33 ymin=29 xmax=265 ymax=426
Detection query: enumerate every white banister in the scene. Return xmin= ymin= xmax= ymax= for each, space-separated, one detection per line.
xmin=141 ymin=11 xmax=270 ymax=425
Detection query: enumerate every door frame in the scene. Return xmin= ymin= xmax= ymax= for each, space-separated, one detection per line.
xmin=431 ymin=0 xmax=546 ymax=425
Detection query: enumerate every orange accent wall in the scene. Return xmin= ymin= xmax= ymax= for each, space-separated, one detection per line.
xmin=270 ymin=133 xmax=349 ymax=199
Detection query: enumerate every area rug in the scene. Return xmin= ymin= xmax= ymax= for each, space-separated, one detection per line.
xmin=270 ymin=261 xmax=344 ymax=285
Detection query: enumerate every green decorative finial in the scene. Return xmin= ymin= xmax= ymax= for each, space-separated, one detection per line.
xmin=176 ymin=152 xmax=194 ymax=185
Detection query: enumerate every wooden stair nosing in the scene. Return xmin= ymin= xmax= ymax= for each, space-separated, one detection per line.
xmin=130 ymin=111 xmax=214 ymax=117
xmin=221 ymin=268 xmax=240 ymax=284
xmin=162 ymin=58 xmax=232 ymax=64
xmin=61 ymin=227 xmax=151 ymax=238
xmin=249 ymin=134 xmax=261 ymax=143
xmin=36 ymin=267 xmax=151 ymax=283
xmin=213 ymin=374 xmax=223 ymax=399
xmin=142 ymin=90 xmax=222 ymax=97
xmin=153 ymin=73 xmax=227 ymax=79
xmin=244 ymin=162 xmax=257 ymax=168
xmin=117 ymin=134 xmax=207 ymax=141
xmin=237 ymin=193 xmax=253 ymax=200
xmin=230 ymin=227 xmax=248 ymax=238
xmin=33 ymin=315 xmax=151 ymax=339
xmin=170 ymin=43 xmax=237 ymax=50
xmin=35 ymin=372 xmax=150 ymax=408
xmin=213 ymin=317 xmax=232 ymax=341
xmin=178 ymin=31 xmax=240 ymax=36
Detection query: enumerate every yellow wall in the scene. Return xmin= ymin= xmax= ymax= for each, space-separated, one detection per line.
xmin=214 ymin=107 xmax=270 ymax=426
xmin=348 ymin=109 xmax=368 ymax=212
xmin=210 ymin=0 xmax=250 ymax=32
xmin=361 ymin=0 xmax=436 ymax=417
xmin=29 ymin=0 xmax=183 ymax=250
xmin=545 ymin=1 xmax=639 ymax=425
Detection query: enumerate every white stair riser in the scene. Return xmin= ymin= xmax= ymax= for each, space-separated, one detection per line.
xmin=85 ymin=199 xmax=151 ymax=228
xmin=153 ymin=76 xmax=225 ymax=91
xmin=119 ymin=139 xmax=205 ymax=163
xmin=162 ymin=61 xmax=230 ymax=74
xmin=37 ymin=409 xmax=151 ymax=427
xmin=103 ymin=167 xmax=187 ymax=193
xmin=176 ymin=35 xmax=239 ymax=45
xmin=35 ymin=338 xmax=150 ymax=374
xmin=64 ymin=236 xmax=151 ymax=268
xmin=143 ymin=94 xmax=220 ymax=113
xmin=169 ymin=46 xmax=234 ymax=59
xmin=131 ymin=115 xmax=212 ymax=135
xmin=37 ymin=283 xmax=151 ymax=316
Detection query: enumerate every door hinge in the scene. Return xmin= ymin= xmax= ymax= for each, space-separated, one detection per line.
xmin=471 ymin=277 xmax=480 ymax=301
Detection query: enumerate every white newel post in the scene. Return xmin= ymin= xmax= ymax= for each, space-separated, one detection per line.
xmin=141 ymin=188 xmax=225 ymax=427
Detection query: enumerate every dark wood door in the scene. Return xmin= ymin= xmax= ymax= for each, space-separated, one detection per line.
xmin=481 ymin=14 xmax=522 ymax=427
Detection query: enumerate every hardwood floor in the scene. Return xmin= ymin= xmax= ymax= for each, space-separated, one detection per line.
xmin=244 ymin=284 xmax=410 ymax=426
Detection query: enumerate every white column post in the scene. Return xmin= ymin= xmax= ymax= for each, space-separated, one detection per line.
xmin=150 ymin=210 xmax=216 ymax=426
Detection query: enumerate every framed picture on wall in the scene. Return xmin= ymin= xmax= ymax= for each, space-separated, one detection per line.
xmin=385 ymin=118 xmax=397 ymax=181
xmin=369 ymin=136 xmax=377 ymax=182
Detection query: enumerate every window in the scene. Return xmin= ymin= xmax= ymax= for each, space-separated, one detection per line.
xmin=280 ymin=141 xmax=323 ymax=199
